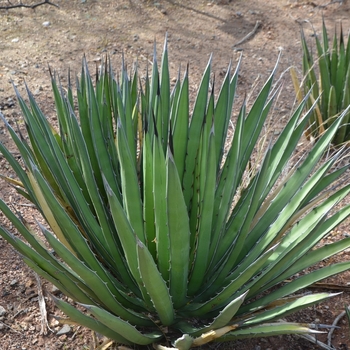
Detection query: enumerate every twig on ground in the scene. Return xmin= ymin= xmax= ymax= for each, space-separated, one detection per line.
xmin=35 ymin=273 xmax=52 ymax=335
xmin=318 ymin=0 xmax=344 ymax=8
xmin=0 ymin=0 xmax=59 ymax=10
xmin=327 ymin=310 xmax=346 ymax=348
xmin=307 ymin=282 xmax=350 ymax=292
xmin=0 ymin=321 xmax=23 ymax=334
xmin=298 ymin=334 xmax=335 ymax=350
xmin=17 ymin=203 xmax=37 ymax=208
xmin=69 ymin=326 xmax=81 ymax=341
xmin=233 ymin=20 xmax=261 ymax=48
xmin=11 ymin=307 xmax=27 ymax=319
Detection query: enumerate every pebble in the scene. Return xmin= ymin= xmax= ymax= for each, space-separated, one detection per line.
xmin=10 ymin=279 xmax=18 ymax=286
xmin=56 ymin=324 xmax=71 ymax=335
xmin=51 ymin=285 xmax=60 ymax=295
xmin=0 ymin=305 xmax=6 ymax=317
xmin=42 ymin=21 xmax=51 ymax=27
xmin=11 ymin=38 xmax=19 ymax=43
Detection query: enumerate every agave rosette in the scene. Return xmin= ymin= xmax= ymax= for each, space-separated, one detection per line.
xmin=1 ymin=39 xmax=350 ymax=348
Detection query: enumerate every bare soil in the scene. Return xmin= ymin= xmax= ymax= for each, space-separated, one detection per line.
xmin=1 ymin=0 xmax=350 ymax=349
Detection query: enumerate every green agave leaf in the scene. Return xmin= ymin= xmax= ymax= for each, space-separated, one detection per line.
xmin=0 ymin=199 xmax=67 ymax=270
xmin=116 ymin=119 xmax=145 ymax=243
xmin=52 ymin=297 xmax=132 ymax=345
xmin=137 ymin=239 xmax=175 ymax=326
xmin=183 ymin=56 xmax=211 ymax=208
xmin=330 ymin=30 xmax=339 ymax=88
xmin=190 ymin=291 xmax=249 ymax=337
xmin=43 ymin=221 xmax=150 ymax=321
xmin=242 ymin=293 xmax=338 ymax=326
xmin=187 ymin=126 xmax=216 ymax=295
xmin=191 ymin=246 xmax=277 ymax=313
xmin=208 ymin=101 xmax=245 ymax=267
xmin=167 ymin=149 xmax=191 ymax=308
xmin=153 ymin=134 xmax=170 ymax=281
xmin=160 ymin=35 xmax=170 ymax=151
xmin=142 ymin=132 xmax=156 ymax=258
xmin=24 ymin=257 xmax=88 ymax=302
xmin=239 ymin=110 xmax=346 ymax=264
xmin=302 ymin=164 xmax=349 ymax=205
xmin=213 ymin=59 xmax=236 ymax=170
xmin=335 ymin=25 xmax=346 ymax=109
xmin=82 ymin=304 xmax=163 ymax=345
xmin=0 ymin=129 xmax=34 ymax=201
xmin=315 ymin=32 xmax=331 ymax=119
xmin=241 ymin=262 xmax=350 ymax=315
xmin=336 ymin=64 xmax=350 ymax=143
xmin=327 ymin=85 xmax=337 ymax=129
xmin=121 ymin=59 xmax=137 ymax=164
xmin=217 ymin=322 xmax=324 ymax=341
xmin=238 ymin=58 xmax=278 ymax=180
xmin=28 ymin=159 xmax=136 ymax=293
xmin=255 ymin=93 xmax=314 ymax=203
xmin=50 ymin=76 xmax=85 ymax=186
xmin=27 ymin=168 xmax=75 ymax=254
xmin=20 ymin=85 xmax=64 ymax=196
xmin=262 ymin=202 xmax=350 ymax=290
xmin=16 ymin=86 xmax=119 ymax=268
xmin=1 ymin=230 xmax=94 ymax=304
xmin=83 ymin=61 xmax=121 ymax=202
xmin=301 ymin=29 xmax=319 ymax=136
xmin=104 ymin=177 xmax=154 ymax=309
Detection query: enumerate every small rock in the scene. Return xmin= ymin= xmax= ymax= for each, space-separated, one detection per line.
xmin=42 ymin=21 xmax=51 ymax=27
xmin=10 ymin=279 xmax=18 ymax=287
xmin=11 ymin=38 xmax=19 ymax=43
xmin=0 ymin=305 xmax=6 ymax=317
xmin=51 ymin=285 xmax=60 ymax=295
xmin=56 ymin=324 xmax=71 ymax=336
xmin=25 ymin=279 xmax=34 ymax=288
xmin=7 ymin=98 xmax=15 ymax=107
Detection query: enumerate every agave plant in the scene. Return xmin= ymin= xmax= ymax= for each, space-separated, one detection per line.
xmin=291 ymin=20 xmax=350 ymax=145
xmin=1 ymin=39 xmax=350 ymax=348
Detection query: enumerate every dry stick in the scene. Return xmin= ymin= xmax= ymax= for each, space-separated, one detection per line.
xmin=298 ymin=334 xmax=334 ymax=350
xmin=327 ymin=310 xmax=346 ymax=348
xmin=0 ymin=321 xmax=23 ymax=335
xmin=318 ymin=0 xmax=344 ymax=8
xmin=233 ymin=20 xmax=261 ymax=48
xmin=0 ymin=0 xmax=59 ymax=10
xmin=35 ymin=273 xmax=51 ymax=335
